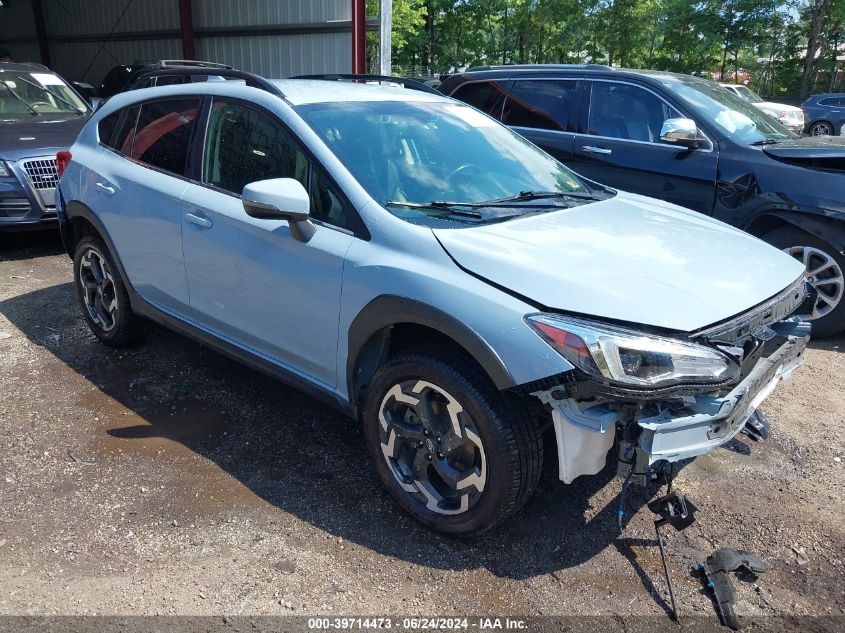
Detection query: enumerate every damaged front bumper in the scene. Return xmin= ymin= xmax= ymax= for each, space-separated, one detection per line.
xmin=635 ymin=319 xmax=808 ymax=468
xmin=533 ymin=318 xmax=810 ymax=484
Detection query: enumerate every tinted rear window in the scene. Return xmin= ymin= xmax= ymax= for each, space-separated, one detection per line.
xmin=130 ymin=99 xmax=201 ymax=177
xmin=97 ymin=111 xmax=120 ymax=145
xmin=502 ymin=80 xmax=577 ymax=131
xmin=450 ymin=81 xmax=507 ymax=118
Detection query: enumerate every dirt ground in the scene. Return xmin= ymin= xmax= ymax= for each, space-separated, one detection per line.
xmin=0 ymin=231 xmax=843 ymax=630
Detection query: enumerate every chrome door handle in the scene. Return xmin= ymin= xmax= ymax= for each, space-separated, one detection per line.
xmin=581 ymin=145 xmax=613 ymax=155
xmin=185 ymin=212 xmax=213 ymax=229
xmin=95 ymin=182 xmax=116 ymax=195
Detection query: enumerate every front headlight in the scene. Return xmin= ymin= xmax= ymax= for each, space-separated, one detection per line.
xmin=525 ymin=314 xmax=739 ymax=389
xmin=0 ymin=161 xmax=10 ymax=178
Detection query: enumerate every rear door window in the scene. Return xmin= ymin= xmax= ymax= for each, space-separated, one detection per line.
xmin=450 ymin=81 xmax=508 ymax=118
xmin=587 ymin=81 xmax=680 ymax=143
xmin=502 ymin=80 xmax=577 ymax=131
xmin=130 ymin=98 xmax=201 ymax=177
xmin=102 ymin=106 xmax=140 ymax=154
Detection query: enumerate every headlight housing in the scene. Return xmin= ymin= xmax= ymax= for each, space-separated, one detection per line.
xmin=0 ymin=161 xmax=10 ymax=178
xmin=525 ymin=314 xmax=739 ymax=389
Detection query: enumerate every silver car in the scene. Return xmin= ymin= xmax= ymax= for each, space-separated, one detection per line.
xmin=58 ymin=71 xmax=809 ymax=534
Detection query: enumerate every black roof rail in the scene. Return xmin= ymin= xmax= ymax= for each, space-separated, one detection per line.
xmin=130 ymin=68 xmax=285 ymax=98
xmin=132 ymin=59 xmax=234 ymax=70
xmin=466 ymin=63 xmax=614 ymax=72
xmin=291 ymin=73 xmax=441 ymax=95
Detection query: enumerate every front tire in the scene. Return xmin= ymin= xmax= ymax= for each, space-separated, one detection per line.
xmin=73 ymin=235 xmax=145 ymax=346
xmin=764 ymin=226 xmax=845 ymax=337
xmin=362 ymin=349 xmax=543 ymax=536
xmin=809 ymin=120 xmax=834 ymax=136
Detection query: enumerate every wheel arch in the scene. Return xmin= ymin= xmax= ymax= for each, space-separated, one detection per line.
xmin=744 ymin=210 xmax=845 ymax=255
xmin=347 ymin=296 xmax=517 ymax=415
xmin=63 ymin=200 xmax=140 ymax=300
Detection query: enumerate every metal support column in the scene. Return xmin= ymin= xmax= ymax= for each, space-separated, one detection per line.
xmin=352 ymin=0 xmax=367 ymax=74
xmin=31 ymin=0 xmax=51 ymax=68
xmin=380 ymin=0 xmax=392 ymax=75
xmin=179 ymin=0 xmax=196 ymax=60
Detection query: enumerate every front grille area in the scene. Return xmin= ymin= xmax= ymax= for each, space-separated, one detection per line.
xmin=694 ymin=276 xmax=807 ymax=344
xmin=21 ymin=158 xmax=59 ymax=191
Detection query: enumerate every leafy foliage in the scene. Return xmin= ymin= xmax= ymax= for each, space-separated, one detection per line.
xmin=367 ymin=0 xmax=845 ymax=98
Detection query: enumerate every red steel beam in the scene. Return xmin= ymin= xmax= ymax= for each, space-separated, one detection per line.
xmin=179 ymin=0 xmax=196 ymax=60
xmin=31 ymin=0 xmax=51 ymax=68
xmin=351 ymin=0 xmax=366 ymax=73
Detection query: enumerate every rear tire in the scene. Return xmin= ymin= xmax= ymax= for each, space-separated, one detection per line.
xmin=73 ymin=234 xmax=146 ymax=346
xmin=763 ymin=226 xmax=845 ymax=337
xmin=362 ymin=349 xmax=543 ymax=536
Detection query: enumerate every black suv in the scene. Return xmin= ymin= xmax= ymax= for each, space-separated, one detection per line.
xmin=440 ymin=65 xmax=845 ymax=336
xmin=98 ymin=60 xmax=233 ymax=99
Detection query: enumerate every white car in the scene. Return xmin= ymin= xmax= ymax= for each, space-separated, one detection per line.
xmin=720 ymin=83 xmax=804 ymax=134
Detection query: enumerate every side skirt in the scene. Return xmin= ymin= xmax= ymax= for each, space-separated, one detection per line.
xmin=132 ymin=299 xmax=357 ymax=420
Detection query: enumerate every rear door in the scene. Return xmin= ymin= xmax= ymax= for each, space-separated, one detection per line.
xmin=92 ymin=97 xmax=201 ymax=314
xmin=572 ymin=79 xmax=718 ymax=213
xmin=500 ymin=79 xmax=580 ymax=167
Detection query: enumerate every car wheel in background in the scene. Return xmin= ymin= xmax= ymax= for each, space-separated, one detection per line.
xmin=73 ymin=234 xmax=146 ymax=346
xmin=362 ymin=349 xmax=543 ymax=535
xmin=808 ymin=120 xmax=834 ymax=136
xmin=764 ymin=226 xmax=845 ymax=337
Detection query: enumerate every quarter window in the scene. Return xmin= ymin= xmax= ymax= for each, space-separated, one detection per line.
xmin=103 ymin=105 xmax=139 ymax=155
xmin=97 ymin=111 xmax=120 ymax=146
xmin=202 ymin=100 xmax=308 ymax=195
xmin=451 ymin=81 xmax=507 ymax=118
xmin=502 ymin=80 xmax=577 ymax=131
xmin=588 ymin=82 xmax=680 ymax=143
xmin=130 ymin=99 xmax=200 ymax=176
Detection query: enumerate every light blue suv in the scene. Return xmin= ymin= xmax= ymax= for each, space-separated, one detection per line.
xmin=57 ymin=70 xmax=810 ymax=535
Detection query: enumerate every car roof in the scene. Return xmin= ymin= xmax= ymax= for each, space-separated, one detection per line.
xmin=271 ymin=79 xmax=446 ymax=105
xmin=0 ymin=61 xmax=52 ymax=73
xmin=449 ymin=64 xmax=706 ymax=85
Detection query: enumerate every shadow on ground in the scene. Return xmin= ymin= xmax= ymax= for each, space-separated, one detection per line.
xmin=0 ymin=280 xmax=664 ymax=585
xmin=0 ymin=229 xmax=64 ymax=261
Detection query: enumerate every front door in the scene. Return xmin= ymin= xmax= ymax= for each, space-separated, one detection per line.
xmin=572 ymin=80 xmax=718 ymax=213
xmin=180 ymin=99 xmax=354 ymax=387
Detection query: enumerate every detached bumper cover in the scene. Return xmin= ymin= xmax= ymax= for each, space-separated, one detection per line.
xmin=637 ymin=319 xmax=810 ymax=464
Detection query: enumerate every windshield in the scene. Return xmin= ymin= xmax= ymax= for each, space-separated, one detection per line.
xmin=731 ymin=85 xmax=763 ymax=103
xmin=665 ymin=78 xmax=794 ymax=144
xmin=0 ymin=70 xmax=88 ymax=120
xmin=296 ymin=100 xmax=597 ymax=226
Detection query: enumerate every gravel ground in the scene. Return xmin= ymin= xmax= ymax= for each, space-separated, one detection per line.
xmin=0 ymin=231 xmax=843 ymax=630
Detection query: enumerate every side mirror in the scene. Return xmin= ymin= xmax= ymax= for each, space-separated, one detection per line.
xmin=660 ymin=117 xmax=702 ymax=150
xmin=242 ymin=178 xmax=316 ymax=242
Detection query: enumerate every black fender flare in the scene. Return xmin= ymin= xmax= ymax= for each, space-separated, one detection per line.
xmin=745 ymin=209 xmax=845 ymax=255
xmin=63 ymin=200 xmax=141 ymax=301
xmin=346 ymin=295 xmax=516 ymax=408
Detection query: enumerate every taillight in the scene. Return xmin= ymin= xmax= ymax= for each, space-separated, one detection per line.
xmin=56 ymin=150 xmax=72 ymax=177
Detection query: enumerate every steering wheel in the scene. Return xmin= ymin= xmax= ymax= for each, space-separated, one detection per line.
xmin=449 ymin=163 xmax=483 ymax=180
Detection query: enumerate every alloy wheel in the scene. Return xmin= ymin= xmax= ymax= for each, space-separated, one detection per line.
xmin=784 ymin=245 xmax=844 ymax=320
xmin=78 ymin=248 xmax=118 ymax=332
xmin=811 ymin=122 xmax=833 ymax=136
xmin=378 ymin=380 xmax=487 ymax=515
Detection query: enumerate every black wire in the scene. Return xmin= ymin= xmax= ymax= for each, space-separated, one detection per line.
xmin=79 ymin=0 xmax=136 ymax=83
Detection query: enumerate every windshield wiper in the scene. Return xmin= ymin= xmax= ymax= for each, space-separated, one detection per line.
xmin=750 ymin=139 xmax=780 ymax=146
xmin=481 ymin=190 xmax=604 ymax=204
xmin=0 ymin=82 xmax=38 ymax=116
xmin=386 ymin=200 xmax=484 ymax=218
xmin=15 ymin=76 xmax=86 ymax=115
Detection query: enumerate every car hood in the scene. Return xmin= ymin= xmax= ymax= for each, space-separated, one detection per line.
xmin=754 ymin=101 xmax=802 ymax=114
xmin=433 ymin=192 xmax=805 ymax=332
xmin=0 ymin=115 xmax=88 ymax=161
xmin=762 ymin=135 xmax=845 ymax=160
